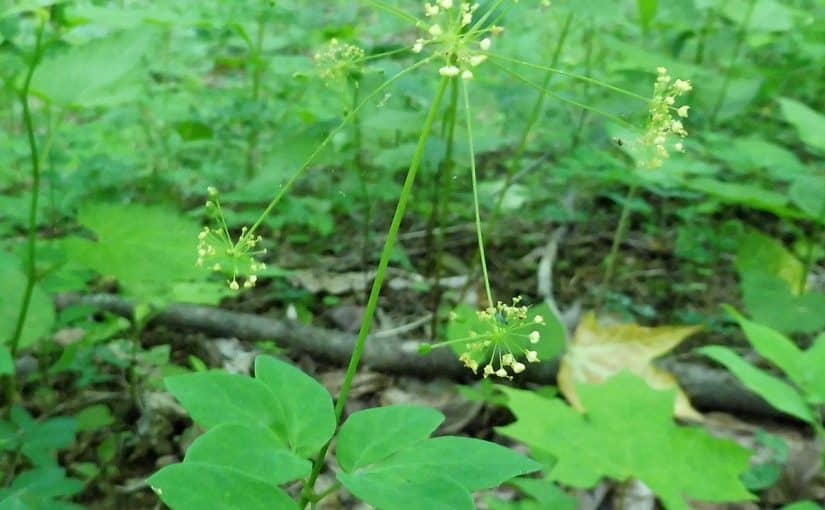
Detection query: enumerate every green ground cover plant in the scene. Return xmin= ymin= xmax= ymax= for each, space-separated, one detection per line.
xmin=1 ymin=0 xmax=823 ymax=509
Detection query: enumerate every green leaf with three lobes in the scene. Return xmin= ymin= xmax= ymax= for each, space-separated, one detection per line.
xmin=698 ymin=346 xmax=813 ymax=423
xmin=497 ymin=372 xmax=754 ymax=510
xmin=165 ymin=356 xmax=336 ymax=456
xmin=184 ymin=424 xmax=311 ymax=485
xmin=65 ymin=203 xmax=205 ymax=295
xmin=337 ymin=431 xmax=541 ymax=510
xmin=253 ymin=356 xmax=335 ymax=457
xmin=336 ymin=405 xmax=444 ymax=472
xmin=30 ymin=28 xmax=154 ymax=108
xmin=148 ymin=463 xmax=299 ymax=510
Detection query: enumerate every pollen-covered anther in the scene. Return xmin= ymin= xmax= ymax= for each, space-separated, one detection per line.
xmin=526 ymin=350 xmax=539 ymax=363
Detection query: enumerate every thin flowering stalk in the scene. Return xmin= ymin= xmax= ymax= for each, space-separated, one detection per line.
xmin=245 ymin=58 xmax=431 ymax=238
xmin=487 ymin=52 xmax=651 ymax=103
xmin=361 ymin=0 xmax=422 ymax=25
xmin=462 ymin=79 xmax=494 ymax=308
xmin=493 ymin=11 xmax=574 ymax=220
xmin=597 ymin=182 xmax=639 ymax=312
xmin=299 ymin=76 xmax=451 ymax=509
xmin=6 ymin=16 xmax=46 ymax=406
xmin=490 ymin=60 xmax=639 ymax=130
xmin=709 ymin=0 xmax=756 ymax=126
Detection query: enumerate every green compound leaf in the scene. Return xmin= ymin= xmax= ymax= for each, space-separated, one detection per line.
xmin=336 ymin=405 xmax=444 ymax=472
xmin=0 ymin=252 xmax=55 ymax=350
xmin=0 ymin=467 xmax=84 ymax=510
xmin=30 ymin=29 xmax=154 ymax=108
xmin=184 ymin=423 xmax=311 ymax=485
xmin=148 ymin=463 xmax=299 ymax=510
xmin=498 ymin=372 xmax=754 ymax=510
xmin=724 ymin=306 xmax=804 ymax=379
xmin=253 ymin=356 xmax=335 ymax=458
xmin=337 ymin=436 xmax=540 ymax=510
xmin=165 ymin=372 xmax=278 ymax=430
xmin=338 ymin=472 xmax=473 ymax=510
xmin=65 ymin=203 xmax=204 ymax=296
xmin=699 ymin=346 xmax=813 ymax=423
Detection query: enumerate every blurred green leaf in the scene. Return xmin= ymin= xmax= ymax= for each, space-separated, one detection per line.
xmin=778 ymin=98 xmax=825 ymax=153
xmin=0 ymin=252 xmax=55 ymax=350
xmin=30 ymin=29 xmax=154 ymax=107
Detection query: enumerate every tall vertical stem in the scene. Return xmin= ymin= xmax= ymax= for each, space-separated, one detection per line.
xmin=709 ymin=0 xmax=755 ymax=125
xmin=5 ymin=18 xmax=46 ymax=406
xmin=597 ymin=182 xmax=639 ymax=312
xmin=245 ymin=15 xmax=266 ymax=179
xmin=298 ymin=77 xmax=450 ymax=508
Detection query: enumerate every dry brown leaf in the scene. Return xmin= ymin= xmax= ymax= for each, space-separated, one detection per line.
xmin=558 ymin=311 xmax=703 ymax=421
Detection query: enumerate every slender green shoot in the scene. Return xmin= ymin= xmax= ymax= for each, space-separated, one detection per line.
xmin=462 ymin=80 xmax=494 ymax=309
xmin=247 ymin=58 xmax=431 ymax=236
xmin=298 ymin=76 xmax=451 ymax=509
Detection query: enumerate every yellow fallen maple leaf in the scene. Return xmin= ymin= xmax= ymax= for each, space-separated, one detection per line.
xmin=558 ymin=311 xmax=703 ymax=421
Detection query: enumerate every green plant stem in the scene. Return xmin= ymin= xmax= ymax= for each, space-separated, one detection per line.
xmin=492 ymin=11 xmax=573 ymax=221
xmin=5 ymin=18 xmax=46 ymax=407
xmin=570 ymin=22 xmax=595 ymax=150
xmin=709 ymin=0 xmax=755 ymax=126
xmin=298 ymin=76 xmax=450 ymax=509
xmin=246 ymin=58 xmax=430 ymax=237
xmin=245 ymin=15 xmax=266 ymax=179
xmin=427 ymin=78 xmax=459 ymax=337
xmin=597 ymin=182 xmax=639 ymax=312
xmin=462 ymin=81 xmax=494 ymax=309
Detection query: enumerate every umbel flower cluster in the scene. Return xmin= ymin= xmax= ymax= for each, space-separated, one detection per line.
xmin=313 ymin=38 xmax=365 ymax=82
xmin=438 ymin=298 xmax=545 ymax=379
xmin=412 ymin=0 xmax=500 ymax=80
xmin=197 ymin=187 xmax=267 ymax=290
xmin=636 ymin=67 xmax=693 ymax=169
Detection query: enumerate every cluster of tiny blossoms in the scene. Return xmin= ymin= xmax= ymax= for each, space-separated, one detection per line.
xmin=313 ymin=38 xmax=365 ymax=82
xmin=455 ymin=297 xmax=544 ymax=379
xmin=197 ymin=187 xmax=267 ymax=290
xmin=413 ymin=0 xmax=501 ymax=81
xmin=637 ymin=67 xmax=693 ymax=169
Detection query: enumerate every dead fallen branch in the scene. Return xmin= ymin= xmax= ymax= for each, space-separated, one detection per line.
xmin=56 ymin=293 xmax=782 ymax=418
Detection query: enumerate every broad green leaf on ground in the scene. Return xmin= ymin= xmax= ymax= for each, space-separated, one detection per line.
xmin=9 ymin=406 xmax=76 ymax=467
xmin=0 ymin=468 xmax=83 ymax=510
xmin=30 ymin=29 xmax=154 ymax=108
xmin=166 ymin=357 xmax=336 ymax=458
xmin=148 ymin=463 xmax=299 ymax=510
xmin=184 ymin=423 xmax=310 ymax=485
xmin=698 ymin=346 xmax=813 ymax=423
xmin=790 ymin=174 xmax=825 ymax=222
xmin=73 ymin=405 xmax=114 ymax=432
xmin=338 ymin=472 xmax=473 ymax=510
xmin=65 ymin=203 xmax=204 ymax=295
xmin=687 ymin=178 xmax=794 ymax=216
xmin=722 ymin=310 xmax=825 ymax=406
xmin=506 ymin=478 xmax=578 ymax=510
xmin=498 ymin=373 xmax=754 ymax=510
xmin=778 ymin=98 xmax=825 ymax=153
xmin=781 ymin=502 xmax=824 ymax=510
xmin=558 ymin=312 xmax=702 ymax=420
xmin=725 ymin=306 xmax=804 ymax=377
xmin=738 ymin=275 xmax=825 ymax=334
xmin=337 ymin=436 xmax=540 ymax=510
xmin=164 ymin=372 xmax=278 ymax=430
xmin=0 ymin=252 xmax=55 ymax=349
xmin=735 ymin=230 xmax=804 ymax=291
xmin=336 ymin=406 xmax=444 ymax=472
xmin=253 ymin=356 xmax=335 ymax=457
xmin=734 ymin=231 xmax=825 ymax=333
